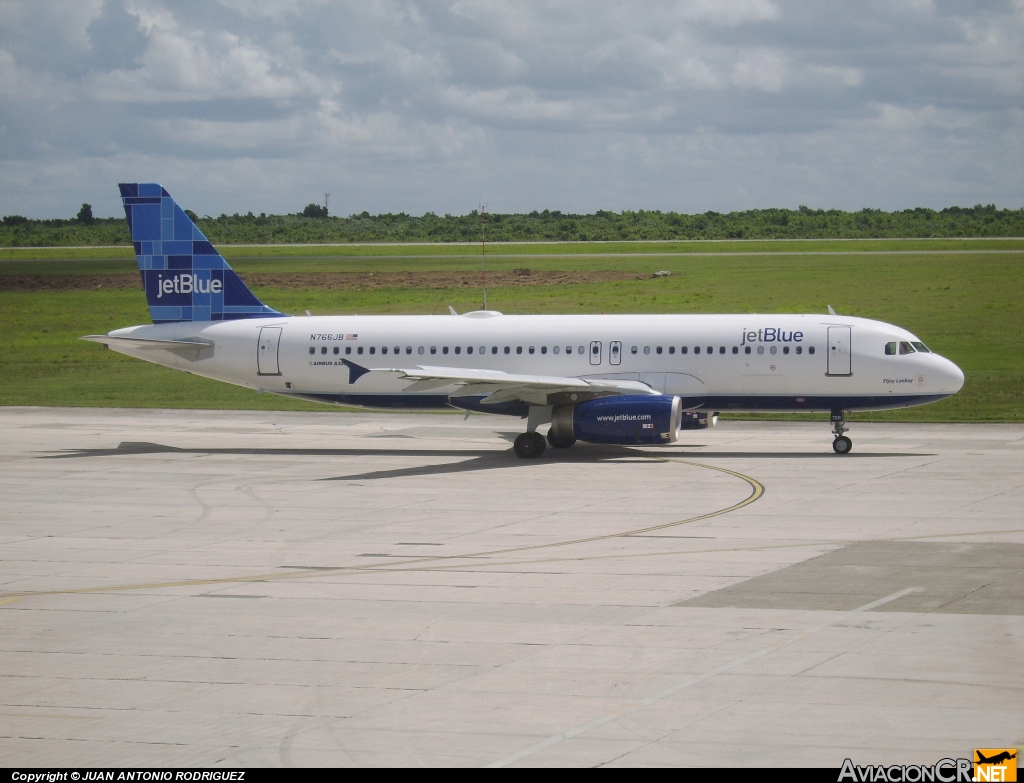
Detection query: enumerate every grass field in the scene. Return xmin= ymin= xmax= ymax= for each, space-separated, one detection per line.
xmin=1 ymin=239 xmax=1021 ymax=421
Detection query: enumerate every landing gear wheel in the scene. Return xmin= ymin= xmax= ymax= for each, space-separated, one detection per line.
xmin=514 ymin=431 xmax=547 ymax=459
xmin=833 ymin=436 xmax=852 ymax=454
xmin=547 ymin=432 xmax=576 ymax=449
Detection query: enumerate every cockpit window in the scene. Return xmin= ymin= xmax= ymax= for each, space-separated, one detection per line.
xmin=885 ymin=342 xmax=897 ymax=355
xmin=899 ymin=341 xmax=915 ymax=355
xmin=911 ymin=341 xmax=931 ymax=353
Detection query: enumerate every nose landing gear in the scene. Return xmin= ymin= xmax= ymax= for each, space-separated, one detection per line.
xmin=831 ymin=409 xmax=852 ymax=454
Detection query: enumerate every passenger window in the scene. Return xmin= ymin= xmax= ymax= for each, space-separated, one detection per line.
xmin=541 ymin=346 xmax=547 ymax=354
xmin=656 ymin=346 xmax=662 ymax=355
xmin=681 ymin=346 xmax=687 ymax=355
xmin=455 ymin=346 xmax=461 ymax=354
xmin=480 ymin=346 xmax=485 ymax=354
xmin=467 ymin=346 xmax=473 ymax=354
xmin=346 ymin=347 xmax=352 ymax=355
xmin=382 ymin=347 xmax=388 ymax=354
xmin=694 ymin=346 xmax=700 ymax=354
xmin=430 ymin=346 xmax=436 ymax=354
xmin=885 ymin=342 xmax=897 ymax=355
xmin=334 ymin=346 xmax=340 ymax=355
xmin=809 ymin=346 xmax=815 ymax=354
xmin=769 ymin=346 xmax=776 ymax=355
xmin=321 ymin=347 xmax=327 ymax=355
xmin=491 ymin=346 xmax=498 ymax=354
xmin=517 ymin=346 xmax=522 ymax=354
xmin=707 ymin=346 xmax=713 ymax=354
xmin=744 ymin=346 xmax=751 ymax=354
xmin=309 ymin=347 xmax=315 ymax=355
xmin=553 ymin=346 xmax=560 ymax=354
xmin=394 ymin=347 xmax=399 ymax=354
xmin=644 ymin=346 xmax=650 ymax=355
xmin=732 ymin=346 xmax=738 ymax=354
xmin=405 ymin=346 xmax=411 ymax=354
xmin=911 ymin=341 xmax=931 ymax=353
xmin=578 ymin=346 xmax=584 ymax=354
xmin=719 ymin=346 xmax=725 ymax=354
xmin=796 ymin=346 xmax=802 ymax=354
xmin=529 ymin=346 xmax=535 ymax=354
xmin=669 ymin=346 xmax=675 ymax=354
xmin=357 ymin=347 xmax=364 ymax=355
xmin=757 ymin=346 xmax=764 ymax=355
xmin=442 ymin=346 xmax=448 ymax=354
xmin=783 ymin=346 xmax=789 ymax=355
xmin=369 ymin=347 xmax=375 ymax=355
xmin=899 ymin=341 xmax=915 ymax=355
xmin=566 ymin=346 xmax=573 ymax=354
xmin=417 ymin=346 xmax=424 ymax=355
xmin=631 ymin=346 xmax=638 ymax=354
xmin=504 ymin=346 xmax=510 ymax=354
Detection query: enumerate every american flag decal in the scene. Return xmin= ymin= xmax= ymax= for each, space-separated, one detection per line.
xmin=346 ymin=334 xmax=358 ymax=340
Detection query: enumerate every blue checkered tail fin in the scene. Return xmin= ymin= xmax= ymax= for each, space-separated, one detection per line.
xmin=118 ymin=183 xmax=283 ymax=324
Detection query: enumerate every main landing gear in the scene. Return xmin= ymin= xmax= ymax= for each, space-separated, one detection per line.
xmin=547 ymin=432 xmax=576 ymax=449
xmin=831 ymin=409 xmax=852 ymax=454
xmin=514 ymin=431 xmax=546 ymax=459
xmin=513 ymin=405 xmax=577 ymax=459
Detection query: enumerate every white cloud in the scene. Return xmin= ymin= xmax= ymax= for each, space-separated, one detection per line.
xmin=0 ymin=0 xmax=1020 ymax=217
xmin=88 ymin=25 xmax=315 ymax=102
xmin=678 ymin=0 xmax=780 ymax=26
xmin=730 ymin=49 xmax=786 ymax=91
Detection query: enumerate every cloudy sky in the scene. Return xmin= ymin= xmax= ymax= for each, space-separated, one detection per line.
xmin=0 ymin=0 xmax=1021 ymax=218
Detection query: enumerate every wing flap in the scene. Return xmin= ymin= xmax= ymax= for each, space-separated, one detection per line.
xmin=389 ymin=365 xmax=657 ymax=405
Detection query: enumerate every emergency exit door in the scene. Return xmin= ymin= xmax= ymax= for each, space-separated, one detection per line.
xmin=257 ymin=326 xmax=282 ymax=375
xmin=590 ymin=341 xmax=602 ymax=365
xmin=609 ymin=341 xmax=622 ymax=365
xmin=827 ymin=326 xmax=851 ymax=376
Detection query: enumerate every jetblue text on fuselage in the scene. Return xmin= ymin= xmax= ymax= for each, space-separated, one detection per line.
xmin=740 ymin=328 xmax=804 ymax=345
xmin=155 ymin=273 xmax=223 ymax=298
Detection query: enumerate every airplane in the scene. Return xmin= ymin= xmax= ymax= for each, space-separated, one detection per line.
xmin=82 ymin=183 xmax=965 ymax=458
xmin=975 ymin=751 xmax=1017 ymax=765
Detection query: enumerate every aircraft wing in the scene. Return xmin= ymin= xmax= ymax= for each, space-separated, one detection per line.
xmin=386 ymin=365 xmax=657 ymax=406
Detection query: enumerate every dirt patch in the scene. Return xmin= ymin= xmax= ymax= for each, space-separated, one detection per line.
xmin=0 ymin=269 xmax=644 ymax=292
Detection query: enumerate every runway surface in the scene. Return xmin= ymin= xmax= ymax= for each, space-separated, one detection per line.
xmin=1 ymin=408 xmax=1021 ymax=767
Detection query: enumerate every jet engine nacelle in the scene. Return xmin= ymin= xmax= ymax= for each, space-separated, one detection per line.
xmin=549 ymin=394 xmax=683 ymax=445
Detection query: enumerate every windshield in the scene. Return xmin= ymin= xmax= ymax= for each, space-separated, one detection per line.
xmin=911 ymin=341 xmax=931 ymax=353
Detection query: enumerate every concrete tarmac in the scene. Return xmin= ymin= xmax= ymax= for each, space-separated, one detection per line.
xmin=0 ymin=407 xmax=1021 ymax=767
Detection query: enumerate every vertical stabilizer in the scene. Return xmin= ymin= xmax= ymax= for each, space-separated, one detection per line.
xmin=119 ymin=183 xmax=283 ymax=324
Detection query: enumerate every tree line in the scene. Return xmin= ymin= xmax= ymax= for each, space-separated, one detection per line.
xmin=2 ymin=203 xmax=1021 ymax=246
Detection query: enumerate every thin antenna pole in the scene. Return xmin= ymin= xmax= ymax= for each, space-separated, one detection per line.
xmin=480 ymin=203 xmax=487 ymax=311
xmin=324 ymin=193 xmax=330 ymax=213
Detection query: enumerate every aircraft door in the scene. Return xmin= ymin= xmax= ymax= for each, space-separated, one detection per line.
xmin=827 ymin=326 xmax=851 ymax=376
xmin=609 ymin=341 xmax=621 ymax=366
xmin=590 ymin=341 xmax=602 ymax=365
xmin=257 ymin=326 xmax=282 ymax=375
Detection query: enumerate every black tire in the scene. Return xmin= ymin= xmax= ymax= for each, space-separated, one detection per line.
xmin=833 ymin=436 xmax=852 ymax=454
xmin=547 ymin=432 xmax=576 ymax=449
xmin=514 ymin=432 xmax=546 ymax=459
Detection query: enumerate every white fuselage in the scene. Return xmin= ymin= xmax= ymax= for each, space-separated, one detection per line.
xmin=104 ymin=312 xmax=964 ymax=414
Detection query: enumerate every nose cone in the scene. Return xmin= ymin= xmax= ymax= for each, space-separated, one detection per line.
xmin=937 ymin=355 xmax=964 ymax=394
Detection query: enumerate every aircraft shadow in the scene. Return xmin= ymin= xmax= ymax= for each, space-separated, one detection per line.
xmin=40 ymin=440 xmax=934 ymax=482
xmin=42 ymin=441 xmax=500 ymax=460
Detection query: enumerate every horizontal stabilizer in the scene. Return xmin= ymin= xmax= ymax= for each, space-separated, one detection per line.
xmin=81 ymin=334 xmax=213 ymax=360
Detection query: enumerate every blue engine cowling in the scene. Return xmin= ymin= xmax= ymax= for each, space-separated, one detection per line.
xmin=549 ymin=395 xmax=683 ymax=445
